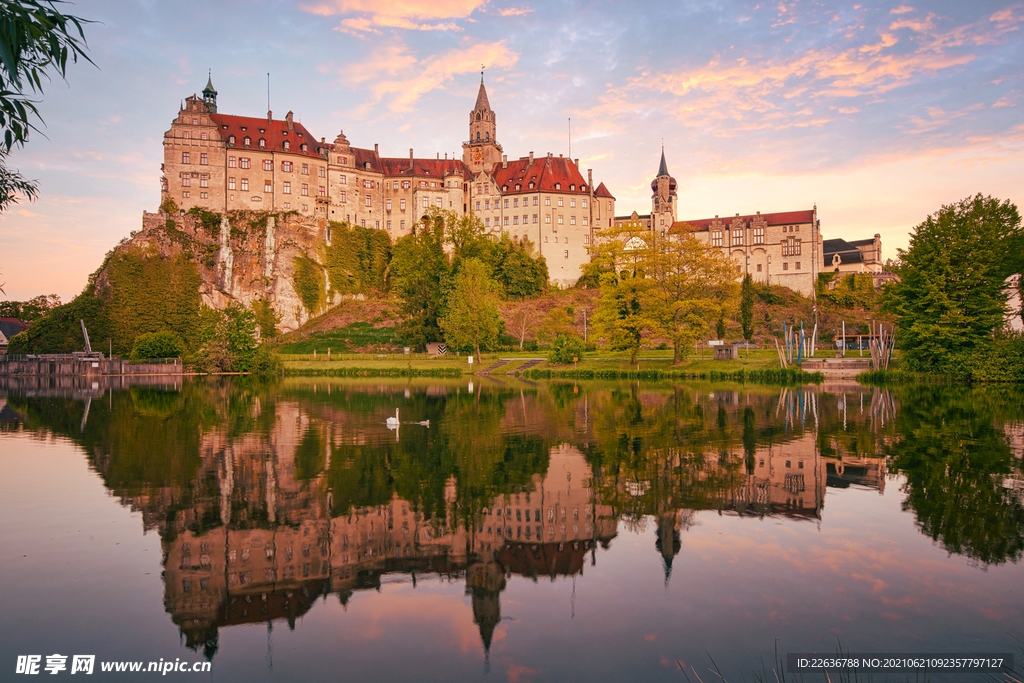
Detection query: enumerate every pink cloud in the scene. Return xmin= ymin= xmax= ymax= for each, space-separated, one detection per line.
xmin=302 ymin=0 xmax=484 ymax=32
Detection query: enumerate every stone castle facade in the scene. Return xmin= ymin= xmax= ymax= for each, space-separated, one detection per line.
xmin=616 ymin=149 xmax=825 ymax=297
xmin=161 ymin=76 xmax=615 ymax=287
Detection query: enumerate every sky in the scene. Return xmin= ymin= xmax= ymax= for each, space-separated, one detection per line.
xmin=1 ymin=0 xmax=1022 ymax=302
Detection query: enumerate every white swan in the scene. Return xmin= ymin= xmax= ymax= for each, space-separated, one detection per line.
xmin=417 ymin=420 xmax=430 ymax=427
xmin=386 ymin=408 xmax=399 ymax=426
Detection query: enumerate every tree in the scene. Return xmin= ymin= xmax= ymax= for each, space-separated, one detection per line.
xmin=0 ymin=293 xmax=60 ymax=321
xmin=548 ymin=333 xmax=585 ymax=365
xmin=492 ymin=235 xmax=547 ymax=299
xmin=130 ymin=331 xmax=184 ymax=361
xmin=1 ymin=0 xmax=93 ymax=211
xmin=885 ymin=194 xmax=1023 ymax=371
xmin=537 ymin=306 xmax=575 ymax=344
xmin=595 ymin=270 xmax=647 ymax=364
xmin=503 ymin=301 xmax=542 ymax=349
xmin=439 ymin=258 xmax=501 ymax=361
xmin=390 ymin=217 xmax=451 ymax=347
xmin=740 ymin=273 xmax=755 ymax=351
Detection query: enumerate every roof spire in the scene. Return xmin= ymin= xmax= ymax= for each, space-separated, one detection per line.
xmin=474 ymin=68 xmax=491 ymax=111
xmin=657 ymin=145 xmax=669 ymax=177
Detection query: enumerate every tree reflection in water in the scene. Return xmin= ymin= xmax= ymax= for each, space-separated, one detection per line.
xmin=2 ymin=377 xmax=1022 ymax=661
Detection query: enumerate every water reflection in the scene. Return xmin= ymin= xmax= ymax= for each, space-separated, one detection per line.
xmin=2 ymin=376 xmax=1023 ymax=670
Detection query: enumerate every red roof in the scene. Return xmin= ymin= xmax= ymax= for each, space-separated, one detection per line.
xmin=379 ymin=157 xmax=471 ymax=180
xmin=671 ymin=209 xmax=815 ymax=233
xmin=210 ymin=113 xmax=325 ymax=159
xmin=594 ymin=181 xmax=615 ymax=199
xmin=490 ymin=155 xmax=590 ymax=195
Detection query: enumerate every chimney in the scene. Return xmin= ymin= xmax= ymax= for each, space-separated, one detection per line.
xmin=320 ymin=137 xmax=325 ymax=144
xmin=574 ymin=158 xmax=579 ymax=168
xmin=267 ymin=110 xmax=272 ymax=123
xmin=410 ymin=148 xmax=414 ymax=161
xmin=529 ymin=151 xmax=534 ymax=166
xmin=588 ymin=168 xmax=593 ymax=189
xmin=437 ymin=152 xmax=439 ymax=160
xmin=374 ymin=143 xmax=378 ymax=155
xmin=286 ymin=111 xmax=294 ymax=130
xmin=502 ymin=154 xmax=507 ymax=169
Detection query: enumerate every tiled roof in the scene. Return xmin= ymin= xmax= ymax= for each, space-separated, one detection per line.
xmin=348 ymin=146 xmax=382 ymax=173
xmin=210 ymin=113 xmax=324 ymax=159
xmin=846 ymin=238 xmax=876 ymax=247
xmin=0 ymin=318 xmax=29 ymax=340
xmin=672 ymin=209 xmax=815 ymax=233
xmin=490 ymin=155 xmax=590 ymax=195
xmin=595 ymin=182 xmax=615 ymax=199
xmin=379 ymin=157 xmax=471 ymax=180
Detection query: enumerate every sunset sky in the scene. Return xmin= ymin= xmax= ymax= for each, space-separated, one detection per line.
xmin=1 ymin=0 xmax=1021 ymax=302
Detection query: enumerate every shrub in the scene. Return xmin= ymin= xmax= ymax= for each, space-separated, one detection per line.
xmin=549 ymin=333 xmax=586 ymax=365
xmin=131 ymin=331 xmax=185 ymax=360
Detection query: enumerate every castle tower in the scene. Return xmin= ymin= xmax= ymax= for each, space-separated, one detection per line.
xmin=202 ymin=73 xmax=218 ymax=113
xmin=462 ymin=74 xmax=503 ymax=174
xmin=650 ymin=147 xmax=677 ymax=231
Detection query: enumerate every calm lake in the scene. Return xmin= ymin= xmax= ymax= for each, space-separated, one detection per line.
xmin=1 ymin=377 xmax=1022 ymax=682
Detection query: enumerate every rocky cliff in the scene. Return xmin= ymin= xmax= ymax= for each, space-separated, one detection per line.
xmin=107 ymin=208 xmax=330 ymax=332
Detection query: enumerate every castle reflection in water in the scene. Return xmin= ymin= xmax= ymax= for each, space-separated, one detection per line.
xmin=72 ymin=380 xmax=886 ymax=660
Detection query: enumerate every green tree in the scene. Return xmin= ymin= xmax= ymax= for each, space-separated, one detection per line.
xmin=251 ymin=298 xmax=280 ymax=340
xmin=548 ymin=333 xmax=585 ymax=365
xmin=595 ymin=270 xmax=647 ymax=364
xmin=390 ymin=217 xmax=451 ymax=347
xmin=194 ymin=304 xmax=259 ymax=372
xmin=0 ymin=293 xmax=60 ymax=321
xmin=492 ymin=234 xmax=547 ymax=299
xmin=740 ymin=273 xmax=755 ymax=349
xmin=885 ymin=195 xmax=1024 ymax=371
xmin=439 ymin=258 xmax=501 ymax=361
xmin=644 ymin=226 xmax=738 ymax=362
xmin=1 ymin=0 xmax=93 ymax=211
xmin=130 ymin=331 xmax=185 ymax=360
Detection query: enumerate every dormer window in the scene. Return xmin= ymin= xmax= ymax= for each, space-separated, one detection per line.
xmin=228 ymin=135 xmax=236 ymax=146
xmin=581 ymin=184 xmax=586 ymax=192
xmin=283 ymin=140 xmax=290 ymax=151
xmin=570 ymin=184 xmax=575 ymax=191
xmin=258 ymin=138 xmax=266 ymax=149
xmin=502 ymin=185 xmax=508 ymax=192
xmin=555 ymin=182 xmax=561 ymax=189
xmin=529 ymin=182 xmax=535 ymax=189
xmin=515 ymin=184 xmax=521 ymax=190
xmin=301 ymin=143 xmax=308 ymax=153
xmin=222 ymin=124 xmax=228 ymax=130
xmin=243 ymin=136 xmax=251 ymax=147
xmin=281 ymin=130 xmax=288 ymax=136
xmin=240 ymin=126 xmax=247 ymax=131
xmin=259 ymin=128 xmax=266 ymax=134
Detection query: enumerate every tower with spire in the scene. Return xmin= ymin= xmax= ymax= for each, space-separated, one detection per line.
xmin=202 ymin=72 xmax=217 ymax=113
xmin=650 ymin=146 xmax=677 ymax=231
xmin=462 ymin=72 xmax=503 ymax=174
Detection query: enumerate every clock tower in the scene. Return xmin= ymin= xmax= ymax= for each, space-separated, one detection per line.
xmin=462 ymin=74 xmax=503 ymax=174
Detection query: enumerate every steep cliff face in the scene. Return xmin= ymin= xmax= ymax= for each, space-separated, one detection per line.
xmin=101 ymin=209 xmax=331 ymax=332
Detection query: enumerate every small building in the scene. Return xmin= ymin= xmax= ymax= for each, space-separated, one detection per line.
xmin=714 ymin=344 xmax=739 ymax=361
xmin=823 ymin=235 xmax=883 ymax=274
xmin=0 ymin=318 xmax=29 ymax=355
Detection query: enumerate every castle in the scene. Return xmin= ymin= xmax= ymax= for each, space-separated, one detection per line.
xmin=161 ymin=75 xmax=616 ymax=287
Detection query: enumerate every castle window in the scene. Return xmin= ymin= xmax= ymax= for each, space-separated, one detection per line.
xmin=228 ymin=156 xmax=236 ymax=168
xmin=181 ymin=175 xmax=190 ymax=187
xmin=533 ymin=196 xmax=538 ymax=206
xmin=243 ymin=136 xmax=251 ymax=147
xmin=570 ymin=184 xmax=575 ymax=191
xmin=476 ymin=201 xmax=481 ymax=211
xmin=386 ymin=199 xmax=392 ymax=211
xmin=364 ymin=193 xmax=370 ymax=206
xmin=436 ymin=197 xmax=442 ymax=207
xmin=515 ymin=184 xmax=521 ymax=191
xmin=228 ymin=177 xmax=236 ymax=190
xmin=476 ymin=132 xmax=481 ymax=141
xmin=199 ymin=175 xmax=208 ymax=188
xmin=284 ymin=202 xmax=290 ymax=209
xmin=557 ymin=197 xmax=564 ymax=207
xmin=757 ymin=264 xmax=762 ymax=272
xmin=529 ymin=182 xmax=535 ymax=189
xmin=583 ymin=216 xmax=588 ymax=226
xmin=283 ymin=140 xmax=291 ymax=151
xmin=513 ymin=198 xmax=518 ymax=208
xmin=796 ymin=261 xmax=801 ymax=269
xmin=485 ymin=132 xmax=489 ymax=140
xmin=584 ymin=235 xmax=590 ymax=244
xmin=337 ymin=156 xmax=346 ymax=164
xmin=200 ymin=192 xmax=208 ymax=199
xmin=485 ymin=217 xmax=491 ymax=227
xmin=422 ymin=197 xmax=429 ymax=209
xmin=533 ymin=214 xmax=538 ymax=223
xmin=340 ymin=191 xmax=346 ymax=202
xmin=183 ymin=130 xmax=190 ymax=139
xmin=303 ymin=183 xmax=310 ymax=196
xmin=582 ymin=199 xmax=588 ymax=208
xmin=753 ymin=226 xmax=765 ymax=244
xmin=557 ymin=215 xmax=564 ymax=225
xmin=264 ymin=181 xmax=272 ymax=193
xmin=783 ymin=262 xmax=789 ymax=271
xmin=555 ymin=183 xmax=560 ymax=189
xmin=240 ymin=179 xmax=249 ymax=191
xmin=240 ymin=157 xmax=251 ymax=169
xmin=564 ymin=250 xmax=569 ymax=259
xmin=502 ymin=185 xmax=508 ymax=192
xmin=181 ymin=152 xmax=190 ymax=164
xmin=222 ymin=124 xmax=228 ymax=130
xmin=283 ymin=181 xmax=291 ymax=194
xmin=339 ymin=175 xmax=346 ymax=184
xmin=570 ymin=198 xmax=576 ymax=208
xmin=545 ymin=215 xmax=551 ymax=223
xmin=201 ymin=132 xmax=207 ymax=140
xmin=400 ymin=199 xmax=406 ymax=210
xmin=263 ymin=159 xmax=273 ymax=171
xmin=402 ymin=180 xmax=410 ymax=190
xmin=387 ymin=220 xmax=392 ymax=230
xmin=282 ymin=161 xmax=292 ymax=172
xmin=570 ymin=216 xmax=576 ymax=225
xmin=258 ymin=138 xmax=266 ymax=149
xmin=191 ymin=117 xmax=197 ymax=125
xmin=302 ymin=163 xmax=309 ymax=175
xmin=581 ymin=185 xmax=586 ymax=192
xmin=302 ymin=144 xmax=308 ymax=153
xmin=504 ymin=216 xmax=509 ymax=226
xmin=318 ymin=166 xmax=325 ymax=178
xmin=513 ymin=216 xmax=519 ymax=225
xmin=181 ymin=191 xmax=189 ymax=198
xmin=732 ymin=229 xmax=743 ymax=246
xmin=712 ymin=231 xmax=723 ymax=247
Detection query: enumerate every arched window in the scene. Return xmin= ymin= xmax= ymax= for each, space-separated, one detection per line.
xmin=258 ymin=138 xmax=266 ymax=149
xmin=485 ymin=132 xmax=489 ymax=140
xmin=476 ymin=112 xmax=481 ymax=121
xmin=243 ymin=136 xmax=251 ymax=148
xmin=476 ymin=132 xmax=480 ymax=141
